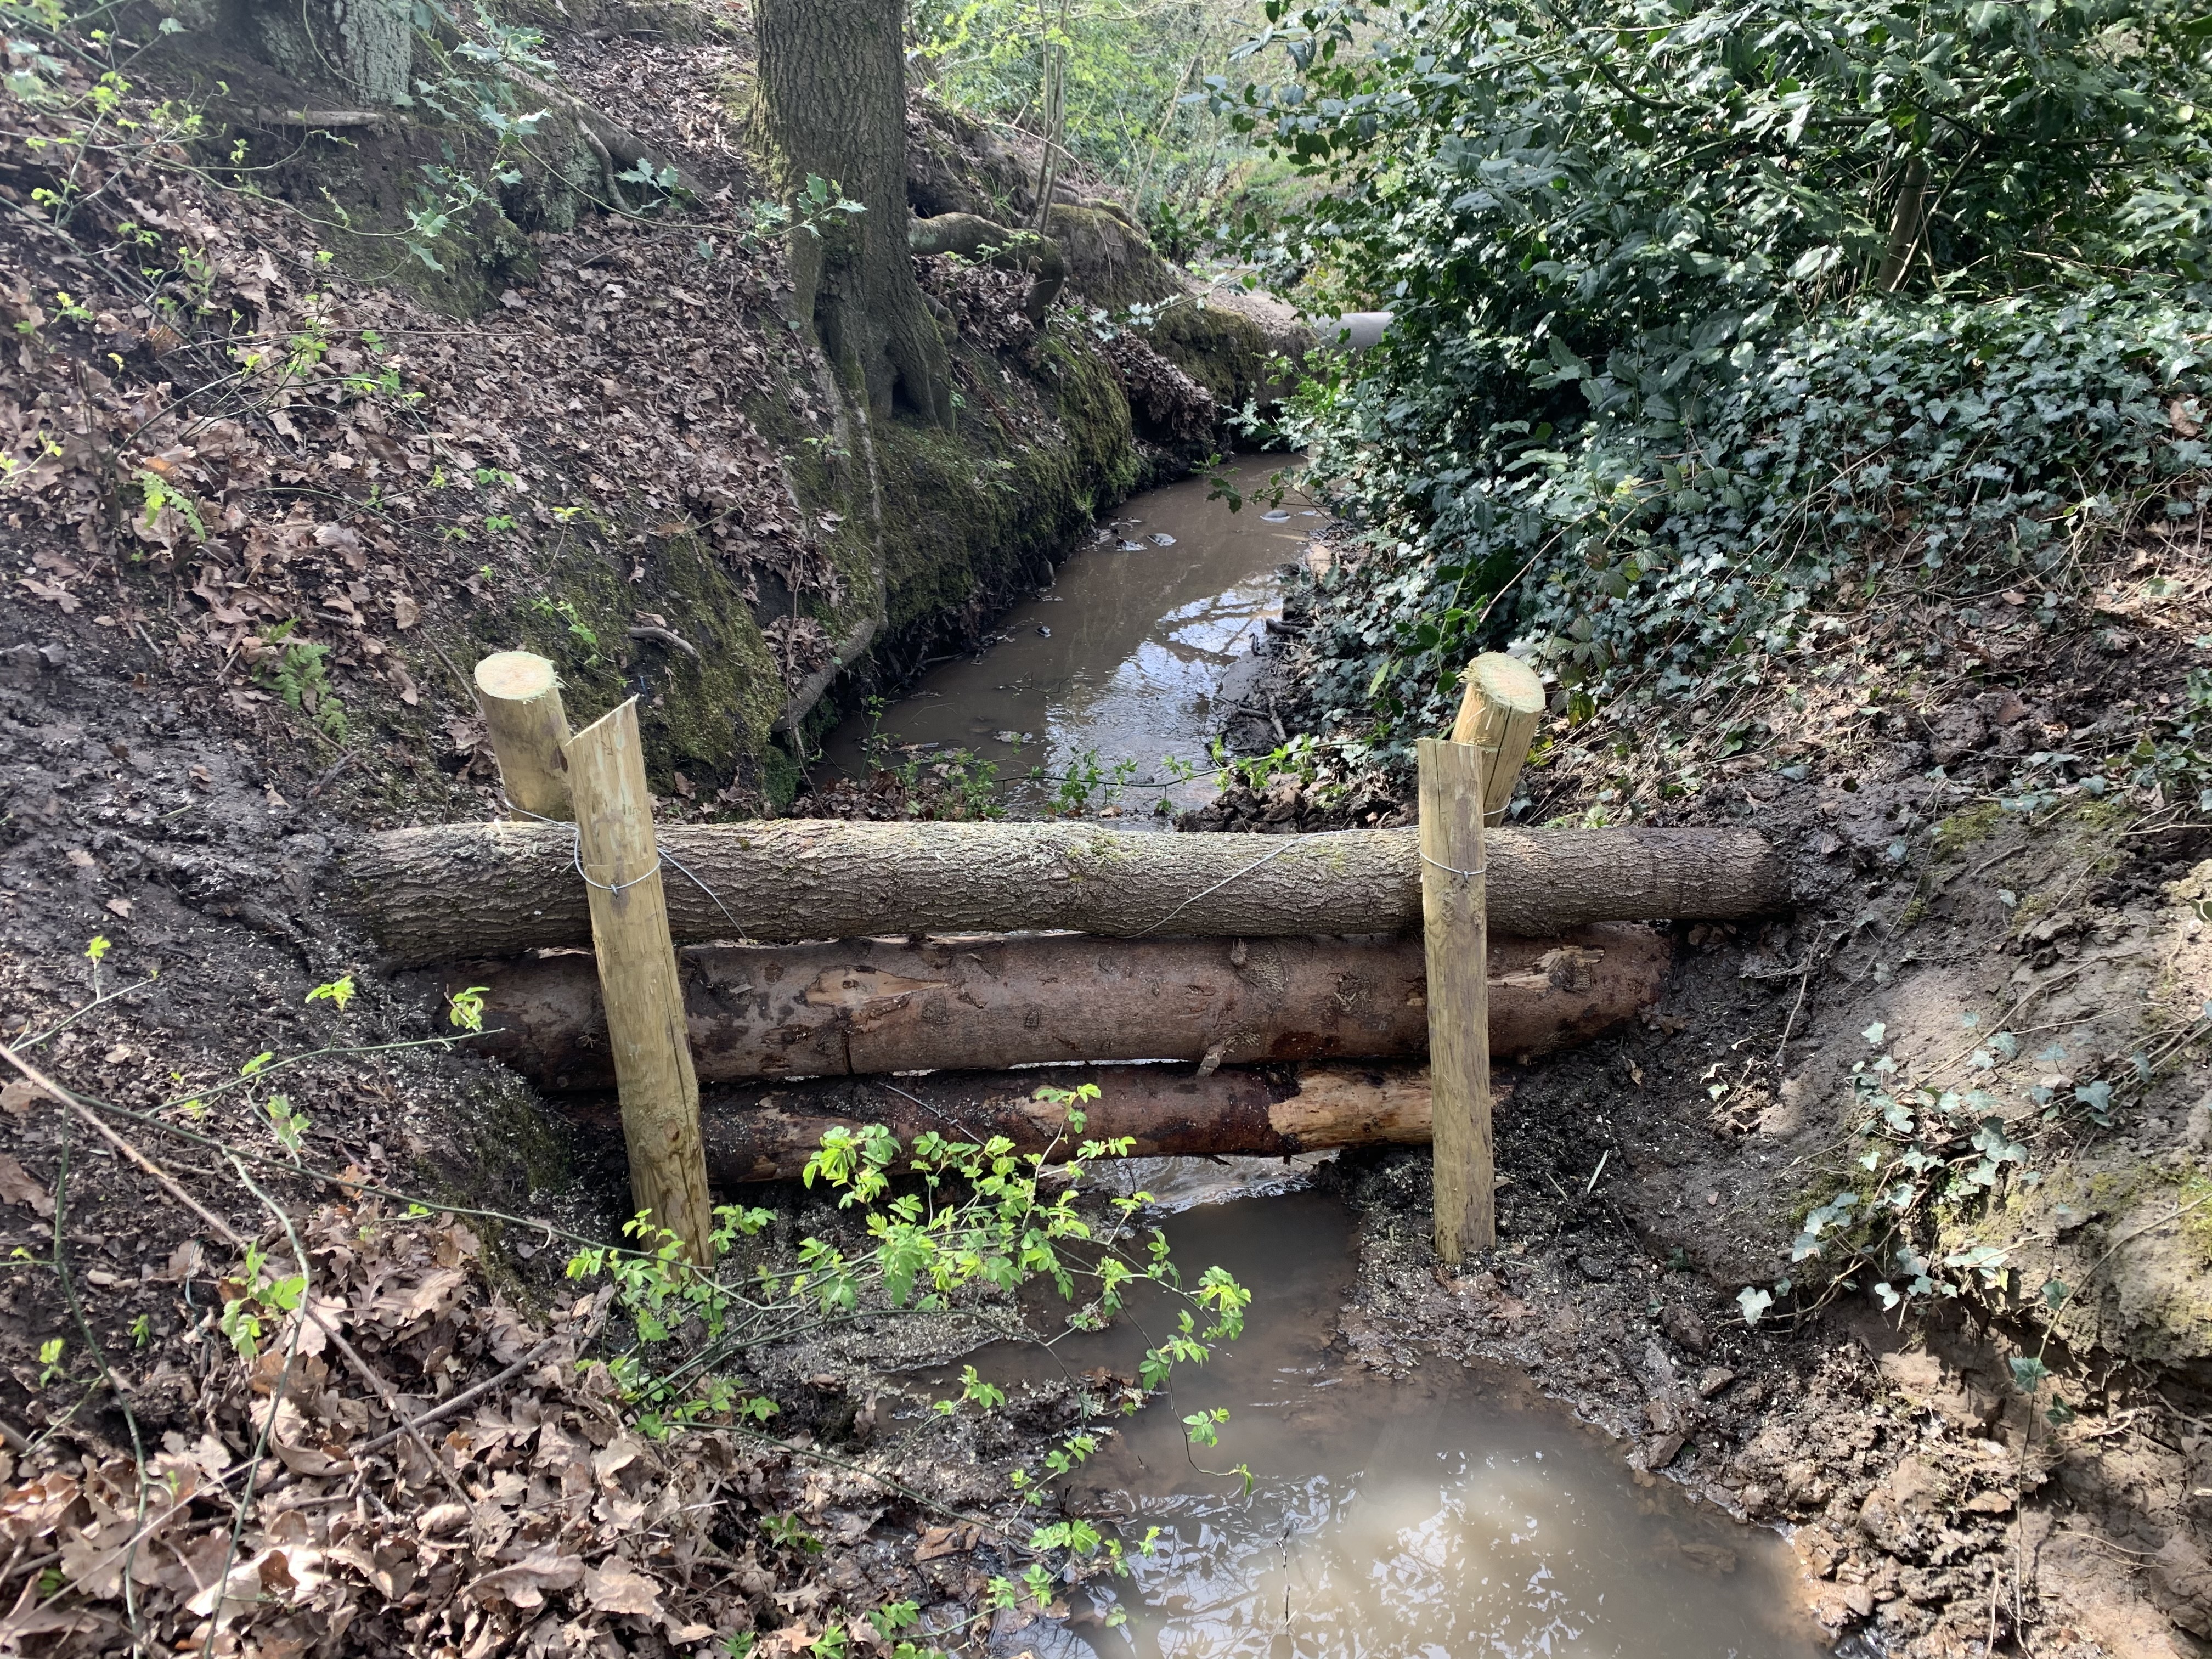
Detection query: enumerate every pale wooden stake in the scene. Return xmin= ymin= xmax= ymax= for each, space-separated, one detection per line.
xmin=1418 ymin=735 xmax=1493 ymax=1263
xmin=1449 ymin=652 xmax=1546 ymax=826
xmin=564 ymin=699 xmax=716 ymax=1264
xmin=475 ymin=650 xmax=574 ymax=819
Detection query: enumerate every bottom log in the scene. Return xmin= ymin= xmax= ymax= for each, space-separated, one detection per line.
xmin=561 ymin=1062 xmax=1460 ymax=1184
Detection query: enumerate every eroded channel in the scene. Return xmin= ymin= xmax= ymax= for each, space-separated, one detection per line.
xmin=830 ymin=464 xmax=1823 ymax=1655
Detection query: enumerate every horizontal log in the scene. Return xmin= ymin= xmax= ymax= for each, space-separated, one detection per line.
xmin=440 ymin=924 xmax=1664 ymax=1089
xmin=561 ymin=1061 xmax=1469 ymax=1184
xmin=347 ymin=819 xmax=1784 ymax=967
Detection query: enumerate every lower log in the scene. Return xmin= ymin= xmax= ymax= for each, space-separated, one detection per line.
xmin=561 ymin=1061 xmax=1462 ymax=1184
xmin=443 ymin=923 xmax=1664 ymax=1090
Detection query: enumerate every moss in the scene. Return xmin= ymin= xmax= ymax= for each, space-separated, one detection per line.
xmin=477 ymin=521 xmax=781 ymax=797
xmin=1147 ymin=301 xmax=1278 ymax=409
xmin=2178 ymin=1169 xmax=2212 ymax=1268
xmin=1933 ymin=801 xmax=2001 ymax=856
xmin=758 ymin=741 xmax=804 ymax=810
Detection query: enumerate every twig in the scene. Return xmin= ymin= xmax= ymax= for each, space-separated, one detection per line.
xmin=49 ymin=1090 xmax=153 ymax=1651
xmin=227 ymin=1156 xmax=473 ymax=1504
xmin=307 ymin=748 xmax=362 ymax=798
xmin=627 ymin=624 xmax=699 ymax=661
xmin=63 ymin=1098 xmax=243 ymax=1246
xmin=1583 ymin=1149 xmax=1610 ymax=1197
xmin=350 ymin=1336 xmax=563 ymax=1456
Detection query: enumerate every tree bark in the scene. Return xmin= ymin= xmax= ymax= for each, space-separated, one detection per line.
xmin=758 ymin=0 xmax=952 ymax=425
xmin=561 ymin=1061 xmax=1456 ymax=1184
xmin=346 ymin=819 xmax=1786 ymax=968
xmin=436 ymin=923 xmax=1663 ymax=1089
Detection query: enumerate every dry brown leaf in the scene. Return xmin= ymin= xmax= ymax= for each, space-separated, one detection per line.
xmin=464 ymin=1546 xmax=585 ymax=1611
xmin=0 ymin=1081 xmax=38 ymax=1120
xmin=584 ymin=1559 xmax=663 ymax=1616
xmin=0 ymin=1153 xmax=54 ymax=1217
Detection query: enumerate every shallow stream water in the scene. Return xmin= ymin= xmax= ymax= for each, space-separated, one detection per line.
xmin=950 ymin=1184 xmax=1826 ymax=1659
xmin=816 ymin=455 xmax=1314 ymax=823
xmin=835 ymin=465 xmax=1823 ymax=1654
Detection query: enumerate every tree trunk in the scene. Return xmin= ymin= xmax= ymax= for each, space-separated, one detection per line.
xmin=562 ymin=1061 xmax=1455 ymax=1184
xmin=758 ymin=0 xmax=952 ymax=425
xmin=437 ymin=923 xmax=1663 ymax=1089
xmin=345 ymin=819 xmax=1785 ymax=967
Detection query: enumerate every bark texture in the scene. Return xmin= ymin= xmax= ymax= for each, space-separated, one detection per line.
xmin=346 ymin=819 xmax=1786 ymax=967
xmin=562 ymin=1062 xmax=1454 ymax=1185
xmin=439 ymin=924 xmax=1663 ymax=1089
xmin=758 ymin=0 xmax=952 ymax=424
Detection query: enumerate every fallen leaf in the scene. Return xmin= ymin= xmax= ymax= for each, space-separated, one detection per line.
xmin=390 ymin=594 xmax=420 ymax=630
xmin=20 ymin=578 xmax=80 ymax=613
xmin=464 ymin=1547 xmax=584 ymax=1610
xmin=104 ymin=897 xmax=132 ymax=919
xmin=0 ymin=1081 xmax=37 ymax=1119
xmin=65 ymin=848 xmax=94 ymax=868
xmin=0 ymin=1153 xmax=54 ymax=1217
xmin=584 ymin=1559 xmax=664 ymax=1616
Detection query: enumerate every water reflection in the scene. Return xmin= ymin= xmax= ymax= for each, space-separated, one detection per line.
xmin=816 ymin=455 xmax=1308 ymax=823
xmin=956 ymin=1192 xmax=1824 ymax=1659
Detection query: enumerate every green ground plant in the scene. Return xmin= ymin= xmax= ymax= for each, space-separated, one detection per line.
xmin=563 ymin=1083 xmax=1251 ymax=1502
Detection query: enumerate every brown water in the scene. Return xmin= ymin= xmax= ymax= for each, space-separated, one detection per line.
xmin=946 ymin=1188 xmax=1826 ymax=1659
xmin=845 ymin=462 xmax=1826 ymax=1655
xmin=816 ymin=455 xmax=1318 ymax=823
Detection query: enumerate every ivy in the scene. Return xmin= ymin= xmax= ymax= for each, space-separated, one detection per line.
xmin=1211 ymin=0 xmax=2212 ymax=764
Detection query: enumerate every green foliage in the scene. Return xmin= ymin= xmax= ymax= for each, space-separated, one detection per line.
xmin=218 ymin=1241 xmax=307 ymax=1362
xmin=913 ymin=0 xmax=1279 ymax=241
xmin=1218 ymin=0 xmax=2212 ymax=756
xmin=1740 ymin=1001 xmax=2212 ymax=1325
xmin=530 ymin=595 xmax=602 ymax=665
xmin=255 ymin=623 xmax=349 ymax=740
xmin=563 ymin=1084 xmax=1249 ymax=1494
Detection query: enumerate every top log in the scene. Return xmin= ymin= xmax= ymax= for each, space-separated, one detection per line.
xmin=346 ymin=818 xmax=1788 ymax=967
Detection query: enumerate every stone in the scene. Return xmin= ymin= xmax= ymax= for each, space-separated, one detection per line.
xmin=1661 ymin=1304 xmax=1711 ymax=1353
xmin=1697 ymin=1366 xmax=1738 ymax=1397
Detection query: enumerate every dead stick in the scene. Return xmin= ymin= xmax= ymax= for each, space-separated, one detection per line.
xmin=351 ymin=1336 xmax=565 ymax=1456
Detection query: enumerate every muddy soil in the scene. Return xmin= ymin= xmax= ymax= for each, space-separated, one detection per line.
xmin=1198 ymin=526 xmax=2212 ymax=1657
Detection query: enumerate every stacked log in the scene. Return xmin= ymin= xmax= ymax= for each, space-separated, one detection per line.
xmin=562 ymin=1061 xmax=1454 ymax=1184
xmin=437 ymin=923 xmax=1666 ymax=1090
xmin=346 ymin=818 xmax=1786 ymax=966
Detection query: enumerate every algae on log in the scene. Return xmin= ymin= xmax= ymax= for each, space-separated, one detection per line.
xmin=441 ymin=923 xmax=1665 ymax=1087
xmin=346 ymin=819 xmax=1787 ymax=966
xmin=563 ymin=1061 xmax=1449 ymax=1184
xmin=758 ymin=0 xmax=951 ymax=425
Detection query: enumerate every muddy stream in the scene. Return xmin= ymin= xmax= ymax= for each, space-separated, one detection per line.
xmin=818 ymin=462 xmax=1826 ymax=1656
xmin=819 ymin=456 xmax=1318 ymax=821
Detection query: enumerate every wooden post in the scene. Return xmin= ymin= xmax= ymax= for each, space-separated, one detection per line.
xmin=475 ymin=651 xmax=573 ymax=819
xmin=1450 ymin=653 xmax=1546 ymax=826
xmin=1418 ymin=736 xmax=1493 ymax=1263
xmin=563 ymin=699 xmax=716 ymax=1264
